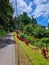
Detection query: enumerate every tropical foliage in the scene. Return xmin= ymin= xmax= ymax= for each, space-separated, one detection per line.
xmin=0 ymin=0 xmax=15 ymax=31
xmin=14 ymin=12 xmax=49 ymax=52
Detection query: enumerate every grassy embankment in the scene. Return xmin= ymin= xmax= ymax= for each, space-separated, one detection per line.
xmin=13 ymin=32 xmax=49 ymax=65
xmin=0 ymin=30 xmax=6 ymax=36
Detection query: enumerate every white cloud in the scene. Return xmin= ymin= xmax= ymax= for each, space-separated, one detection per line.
xmin=32 ymin=4 xmax=45 ymax=18
xmin=10 ymin=0 xmax=27 ymax=16
xmin=23 ymin=2 xmax=33 ymax=14
xmin=33 ymin=0 xmax=48 ymax=5
xmin=32 ymin=0 xmax=49 ymax=22
xmin=10 ymin=0 xmax=49 ymax=22
xmin=16 ymin=0 xmax=33 ymax=16
xmin=46 ymin=27 xmax=48 ymax=29
xmin=17 ymin=0 xmax=27 ymax=14
xmin=48 ymin=19 xmax=49 ymax=23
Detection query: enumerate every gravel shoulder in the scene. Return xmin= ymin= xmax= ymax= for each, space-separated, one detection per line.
xmin=15 ymin=41 xmax=32 ymax=65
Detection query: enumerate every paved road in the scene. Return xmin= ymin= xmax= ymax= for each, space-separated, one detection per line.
xmin=0 ymin=33 xmax=15 ymax=65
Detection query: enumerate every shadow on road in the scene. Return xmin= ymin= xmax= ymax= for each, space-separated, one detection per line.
xmin=0 ymin=35 xmax=15 ymax=49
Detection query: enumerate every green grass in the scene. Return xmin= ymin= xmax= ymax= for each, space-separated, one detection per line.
xmin=14 ymin=32 xmax=49 ymax=65
xmin=0 ymin=30 xmax=6 ymax=36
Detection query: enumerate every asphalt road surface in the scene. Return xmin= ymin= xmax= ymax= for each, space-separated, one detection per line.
xmin=0 ymin=33 xmax=15 ymax=65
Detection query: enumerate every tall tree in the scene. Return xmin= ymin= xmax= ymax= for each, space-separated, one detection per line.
xmin=31 ymin=16 xmax=37 ymax=25
xmin=0 ymin=0 xmax=14 ymax=31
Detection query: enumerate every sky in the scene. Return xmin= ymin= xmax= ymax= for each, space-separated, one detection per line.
xmin=10 ymin=0 xmax=49 ymax=26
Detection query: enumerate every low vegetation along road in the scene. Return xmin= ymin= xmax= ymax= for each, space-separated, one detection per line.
xmin=15 ymin=41 xmax=32 ymax=65
xmin=0 ymin=33 xmax=15 ymax=65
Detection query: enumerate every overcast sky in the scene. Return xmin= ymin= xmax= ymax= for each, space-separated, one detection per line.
xmin=10 ymin=0 xmax=49 ymax=26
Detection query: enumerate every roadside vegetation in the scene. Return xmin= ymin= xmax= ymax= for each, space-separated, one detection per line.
xmin=13 ymin=11 xmax=49 ymax=65
xmin=0 ymin=0 xmax=16 ymax=36
xmin=15 ymin=12 xmax=49 ymax=52
xmin=0 ymin=30 xmax=6 ymax=36
xmin=14 ymin=32 xmax=49 ymax=65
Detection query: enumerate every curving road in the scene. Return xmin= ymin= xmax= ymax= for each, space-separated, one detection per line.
xmin=0 ymin=33 xmax=15 ymax=65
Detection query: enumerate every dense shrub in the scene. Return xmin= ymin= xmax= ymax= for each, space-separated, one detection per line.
xmin=35 ymin=41 xmax=45 ymax=48
xmin=19 ymin=32 xmax=25 ymax=38
xmin=41 ymin=38 xmax=49 ymax=52
xmin=31 ymin=40 xmax=36 ymax=45
xmin=19 ymin=32 xmax=29 ymax=40
xmin=0 ymin=30 xmax=6 ymax=36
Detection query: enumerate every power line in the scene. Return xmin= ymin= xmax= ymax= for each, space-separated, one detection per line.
xmin=15 ymin=0 xmax=18 ymax=16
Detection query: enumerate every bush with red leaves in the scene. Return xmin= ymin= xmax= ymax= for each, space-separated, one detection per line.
xmin=16 ymin=33 xmax=30 ymax=45
xmin=24 ymin=39 xmax=29 ymax=45
xmin=41 ymin=48 xmax=47 ymax=58
xmin=19 ymin=37 xmax=25 ymax=41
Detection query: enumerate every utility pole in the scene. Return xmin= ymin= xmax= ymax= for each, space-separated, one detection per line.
xmin=15 ymin=0 xmax=19 ymax=65
xmin=15 ymin=0 xmax=18 ymax=16
xmin=15 ymin=0 xmax=19 ymax=30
